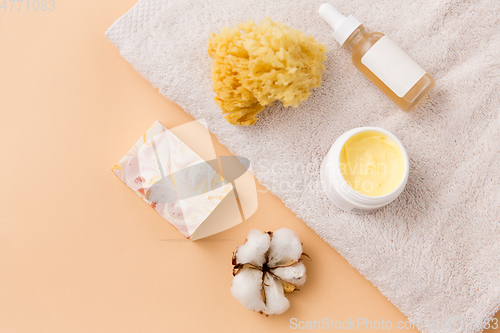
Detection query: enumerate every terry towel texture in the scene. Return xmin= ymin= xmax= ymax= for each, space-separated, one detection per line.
xmin=106 ymin=1 xmax=500 ymax=332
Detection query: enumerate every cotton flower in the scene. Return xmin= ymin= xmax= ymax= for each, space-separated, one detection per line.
xmin=231 ymin=228 xmax=309 ymax=315
xmin=272 ymin=262 xmax=307 ymax=287
xmin=235 ymin=229 xmax=271 ymax=266
xmin=267 ymin=228 xmax=304 ymax=267
xmin=231 ymin=269 xmax=265 ymax=313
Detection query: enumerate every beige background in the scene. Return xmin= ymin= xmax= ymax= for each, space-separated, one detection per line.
xmin=0 ymin=1 xmax=498 ymax=332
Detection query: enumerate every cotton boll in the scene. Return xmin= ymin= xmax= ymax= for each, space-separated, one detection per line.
xmin=271 ymin=262 xmax=307 ymax=286
xmin=267 ymin=228 xmax=303 ymax=267
xmin=262 ymin=273 xmax=290 ymax=315
xmin=231 ymin=268 xmax=265 ymax=313
xmin=231 ymin=228 xmax=309 ymax=316
xmin=235 ymin=229 xmax=271 ymax=266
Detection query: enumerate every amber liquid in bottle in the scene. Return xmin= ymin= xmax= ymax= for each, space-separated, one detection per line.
xmin=345 ymin=26 xmax=435 ymax=112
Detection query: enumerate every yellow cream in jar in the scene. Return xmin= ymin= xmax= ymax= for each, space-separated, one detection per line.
xmin=339 ymin=131 xmax=405 ymax=196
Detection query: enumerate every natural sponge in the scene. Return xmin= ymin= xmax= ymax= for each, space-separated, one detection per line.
xmin=208 ymin=18 xmax=327 ymax=126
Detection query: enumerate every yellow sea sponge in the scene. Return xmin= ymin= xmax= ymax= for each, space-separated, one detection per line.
xmin=208 ymin=18 xmax=327 ymax=126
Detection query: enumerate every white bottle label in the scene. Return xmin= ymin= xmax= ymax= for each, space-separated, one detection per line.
xmin=361 ymin=36 xmax=426 ymax=98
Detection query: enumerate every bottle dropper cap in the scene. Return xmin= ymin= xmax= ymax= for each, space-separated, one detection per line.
xmin=319 ymin=3 xmax=362 ymax=45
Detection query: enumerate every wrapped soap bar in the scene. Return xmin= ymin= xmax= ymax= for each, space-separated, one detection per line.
xmin=112 ymin=121 xmax=242 ymax=240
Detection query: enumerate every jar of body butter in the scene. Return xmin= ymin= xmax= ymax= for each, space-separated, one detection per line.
xmin=320 ymin=127 xmax=409 ymax=213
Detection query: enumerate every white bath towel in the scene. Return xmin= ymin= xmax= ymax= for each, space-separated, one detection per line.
xmin=105 ymin=1 xmax=500 ymax=332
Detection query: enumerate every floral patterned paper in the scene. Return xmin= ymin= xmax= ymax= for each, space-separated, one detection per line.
xmin=112 ymin=121 xmax=233 ymax=238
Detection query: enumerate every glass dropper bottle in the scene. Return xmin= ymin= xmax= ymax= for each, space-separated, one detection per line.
xmin=319 ymin=3 xmax=435 ymax=112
